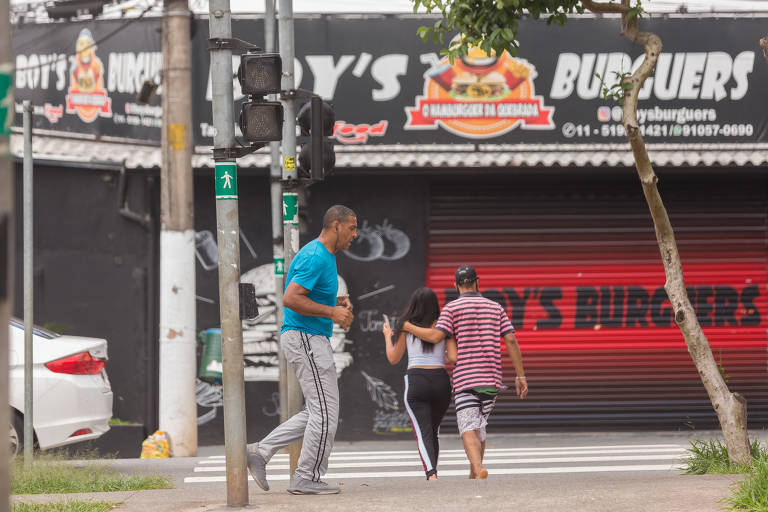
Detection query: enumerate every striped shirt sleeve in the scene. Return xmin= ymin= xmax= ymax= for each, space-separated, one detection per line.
xmin=434 ymin=306 xmax=454 ymax=337
xmin=500 ymin=305 xmax=515 ymax=337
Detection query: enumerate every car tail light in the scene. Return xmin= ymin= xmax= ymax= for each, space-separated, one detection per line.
xmin=69 ymin=428 xmax=93 ymax=437
xmin=45 ymin=352 xmax=105 ymax=375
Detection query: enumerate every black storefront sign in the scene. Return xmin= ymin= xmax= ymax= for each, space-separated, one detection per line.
xmin=13 ymin=16 xmax=768 ymax=147
xmin=12 ymin=20 xmax=162 ymax=141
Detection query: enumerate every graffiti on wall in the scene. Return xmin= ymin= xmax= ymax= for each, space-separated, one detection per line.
xmin=343 ymin=219 xmax=411 ymax=262
xmin=361 ymin=370 xmax=413 ymax=434
xmin=195 ymin=229 xmax=257 ymax=271
xmin=196 ymin=378 xmax=223 ymax=425
xmin=361 ymin=370 xmax=399 ymax=410
xmin=239 ymin=263 xmax=355 ymax=381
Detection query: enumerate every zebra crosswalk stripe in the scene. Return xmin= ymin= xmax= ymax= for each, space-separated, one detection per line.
xmin=184 ymin=443 xmax=687 ymax=484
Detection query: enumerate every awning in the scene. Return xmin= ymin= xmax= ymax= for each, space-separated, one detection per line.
xmin=11 ymin=133 xmax=768 ymax=170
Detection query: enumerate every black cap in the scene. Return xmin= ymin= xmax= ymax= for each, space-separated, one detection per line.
xmin=455 ymin=265 xmax=478 ymax=284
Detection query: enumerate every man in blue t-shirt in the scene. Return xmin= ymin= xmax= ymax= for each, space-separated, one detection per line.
xmin=247 ymin=205 xmax=357 ymax=495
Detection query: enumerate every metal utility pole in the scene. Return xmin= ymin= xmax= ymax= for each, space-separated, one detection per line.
xmin=22 ymin=101 xmax=33 ymax=469
xmin=0 ymin=0 xmax=14 ymax=506
xmin=264 ymin=0 xmax=288 ymax=430
xmin=278 ymin=0 xmax=303 ymax=475
xmin=208 ymin=0 xmax=248 ymax=505
xmin=158 ymin=0 xmax=197 ymax=457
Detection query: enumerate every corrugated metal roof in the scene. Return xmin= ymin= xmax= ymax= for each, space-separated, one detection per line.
xmin=11 ymin=133 xmax=768 ymax=170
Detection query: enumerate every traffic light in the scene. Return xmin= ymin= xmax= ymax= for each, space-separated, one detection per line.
xmin=237 ymin=51 xmax=283 ymax=143
xmin=297 ymin=97 xmax=335 ymax=180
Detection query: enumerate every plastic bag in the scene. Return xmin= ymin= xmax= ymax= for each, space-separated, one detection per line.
xmin=140 ymin=430 xmax=170 ymax=458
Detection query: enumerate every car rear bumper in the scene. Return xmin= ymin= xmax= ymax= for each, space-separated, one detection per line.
xmin=35 ymin=386 xmax=113 ymax=450
xmin=42 ymin=419 xmax=111 ymax=450
xmin=10 ymin=368 xmax=114 ymax=450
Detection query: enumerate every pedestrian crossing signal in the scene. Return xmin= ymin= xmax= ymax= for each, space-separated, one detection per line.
xmin=237 ymin=51 xmax=284 ymax=143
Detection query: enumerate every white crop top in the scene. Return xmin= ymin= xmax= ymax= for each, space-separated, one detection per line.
xmin=406 ymin=333 xmax=445 ymax=367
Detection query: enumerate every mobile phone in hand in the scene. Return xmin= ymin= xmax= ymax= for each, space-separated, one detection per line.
xmin=382 ymin=314 xmax=390 ymax=327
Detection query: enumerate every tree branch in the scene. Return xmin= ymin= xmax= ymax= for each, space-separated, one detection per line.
xmin=620 ymin=12 xmax=661 ymax=133
xmin=761 ymin=35 xmax=768 ymax=63
xmin=581 ymin=0 xmax=631 ymax=14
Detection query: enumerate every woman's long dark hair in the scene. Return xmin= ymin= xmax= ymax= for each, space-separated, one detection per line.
xmin=395 ymin=287 xmax=440 ymax=353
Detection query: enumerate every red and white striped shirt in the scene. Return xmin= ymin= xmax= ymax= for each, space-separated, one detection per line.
xmin=435 ymin=292 xmax=515 ymax=392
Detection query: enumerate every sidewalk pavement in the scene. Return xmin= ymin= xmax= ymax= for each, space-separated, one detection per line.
xmin=12 ymin=430 xmax=765 ymax=512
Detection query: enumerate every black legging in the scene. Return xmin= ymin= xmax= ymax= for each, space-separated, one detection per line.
xmin=403 ymin=368 xmax=452 ymax=479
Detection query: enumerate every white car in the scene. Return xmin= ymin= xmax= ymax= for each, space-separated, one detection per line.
xmin=8 ymin=318 xmax=113 ymax=456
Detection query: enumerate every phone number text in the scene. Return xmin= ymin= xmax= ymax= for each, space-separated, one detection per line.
xmin=561 ymin=123 xmax=755 ymax=139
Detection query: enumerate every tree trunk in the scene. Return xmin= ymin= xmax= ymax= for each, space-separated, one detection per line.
xmin=595 ymin=4 xmax=753 ymax=465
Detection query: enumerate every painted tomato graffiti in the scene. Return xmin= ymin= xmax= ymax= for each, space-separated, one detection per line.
xmin=343 ymin=219 xmax=411 ymax=262
xmin=378 ymin=219 xmax=411 ymax=261
xmin=343 ymin=220 xmax=385 ymax=262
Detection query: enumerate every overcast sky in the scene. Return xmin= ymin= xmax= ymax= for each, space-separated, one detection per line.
xmin=10 ymin=0 xmax=768 ymax=18
xmin=221 ymin=0 xmax=768 ymax=13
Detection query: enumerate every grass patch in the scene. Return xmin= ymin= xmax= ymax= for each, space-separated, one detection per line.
xmin=682 ymin=439 xmax=763 ymax=475
xmin=12 ymin=454 xmax=173 ymax=495
xmin=682 ymin=439 xmax=768 ymax=511
xmin=107 ymin=418 xmax=135 ymax=426
xmin=729 ymin=455 xmax=768 ymax=512
xmin=13 ymin=501 xmax=120 ymax=512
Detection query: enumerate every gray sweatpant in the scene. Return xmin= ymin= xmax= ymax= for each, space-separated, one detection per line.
xmin=254 ymin=329 xmax=339 ymax=482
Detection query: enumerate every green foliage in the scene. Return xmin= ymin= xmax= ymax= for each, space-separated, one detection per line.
xmin=41 ymin=323 xmax=72 ymax=335
xmin=11 ymin=453 xmax=173 ymax=495
xmin=729 ymin=454 xmax=768 ymax=512
xmin=717 ymin=349 xmax=731 ymax=384
xmin=682 ymin=439 xmax=765 ymax=475
xmin=594 ymin=70 xmax=633 ymax=106
xmin=107 ymin=418 xmax=135 ymax=426
xmin=412 ymin=0 xmax=643 ymax=62
xmin=13 ymin=502 xmax=119 ymax=512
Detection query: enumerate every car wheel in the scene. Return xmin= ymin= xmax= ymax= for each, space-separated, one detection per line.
xmin=9 ymin=413 xmax=23 ymax=459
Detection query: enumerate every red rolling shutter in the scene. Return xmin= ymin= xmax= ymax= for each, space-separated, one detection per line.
xmin=427 ymin=175 xmax=768 ymax=430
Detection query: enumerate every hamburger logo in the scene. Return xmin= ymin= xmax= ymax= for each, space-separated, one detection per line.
xmin=65 ymin=29 xmax=112 ymax=123
xmin=405 ymin=46 xmax=554 ymax=138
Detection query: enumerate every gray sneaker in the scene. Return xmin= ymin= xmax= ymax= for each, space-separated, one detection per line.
xmin=246 ymin=444 xmax=269 ymax=491
xmin=287 ymin=476 xmax=341 ymax=495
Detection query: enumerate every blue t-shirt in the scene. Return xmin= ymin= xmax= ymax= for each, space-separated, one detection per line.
xmin=282 ymin=239 xmax=339 ymax=337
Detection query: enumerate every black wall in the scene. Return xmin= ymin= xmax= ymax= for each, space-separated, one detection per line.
xmin=13 ymin=163 xmax=158 ymax=429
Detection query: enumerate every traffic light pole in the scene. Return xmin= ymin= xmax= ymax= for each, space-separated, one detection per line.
xmin=159 ymin=0 xmax=197 ymax=458
xmin=207 ymin=0 xmax=248 ymax=506
xmin=22 ymin=101 xmax=33 ymax=470
xmin=0 ymin=0 xmax=13 ymax=506
xmin=264 ymin=0 xmax=289 ymax=435
xmin=278 ymin=0 xmax=304 ymax=477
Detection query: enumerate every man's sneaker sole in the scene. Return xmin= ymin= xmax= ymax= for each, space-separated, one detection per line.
xmin=286 ymin=488 xmax=340 ymax=495
xmin=246 ymin=447 xmax=269 ymax=491
xmin=247 ymin=466 xmax=269 ymax=491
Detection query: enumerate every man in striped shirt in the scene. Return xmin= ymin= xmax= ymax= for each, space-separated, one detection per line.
xmin=404 ymin=265 xmax=528 ymax=479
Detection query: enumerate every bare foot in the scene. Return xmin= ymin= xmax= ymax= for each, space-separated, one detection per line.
xmin=428 ymin=474 xmax=438 ymax=481
xmin=469 ymin=467 xmax=488 ymax=479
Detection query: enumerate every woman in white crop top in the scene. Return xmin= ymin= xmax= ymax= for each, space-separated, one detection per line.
xmin=382 ymin=287 xmax=457 ymax=480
